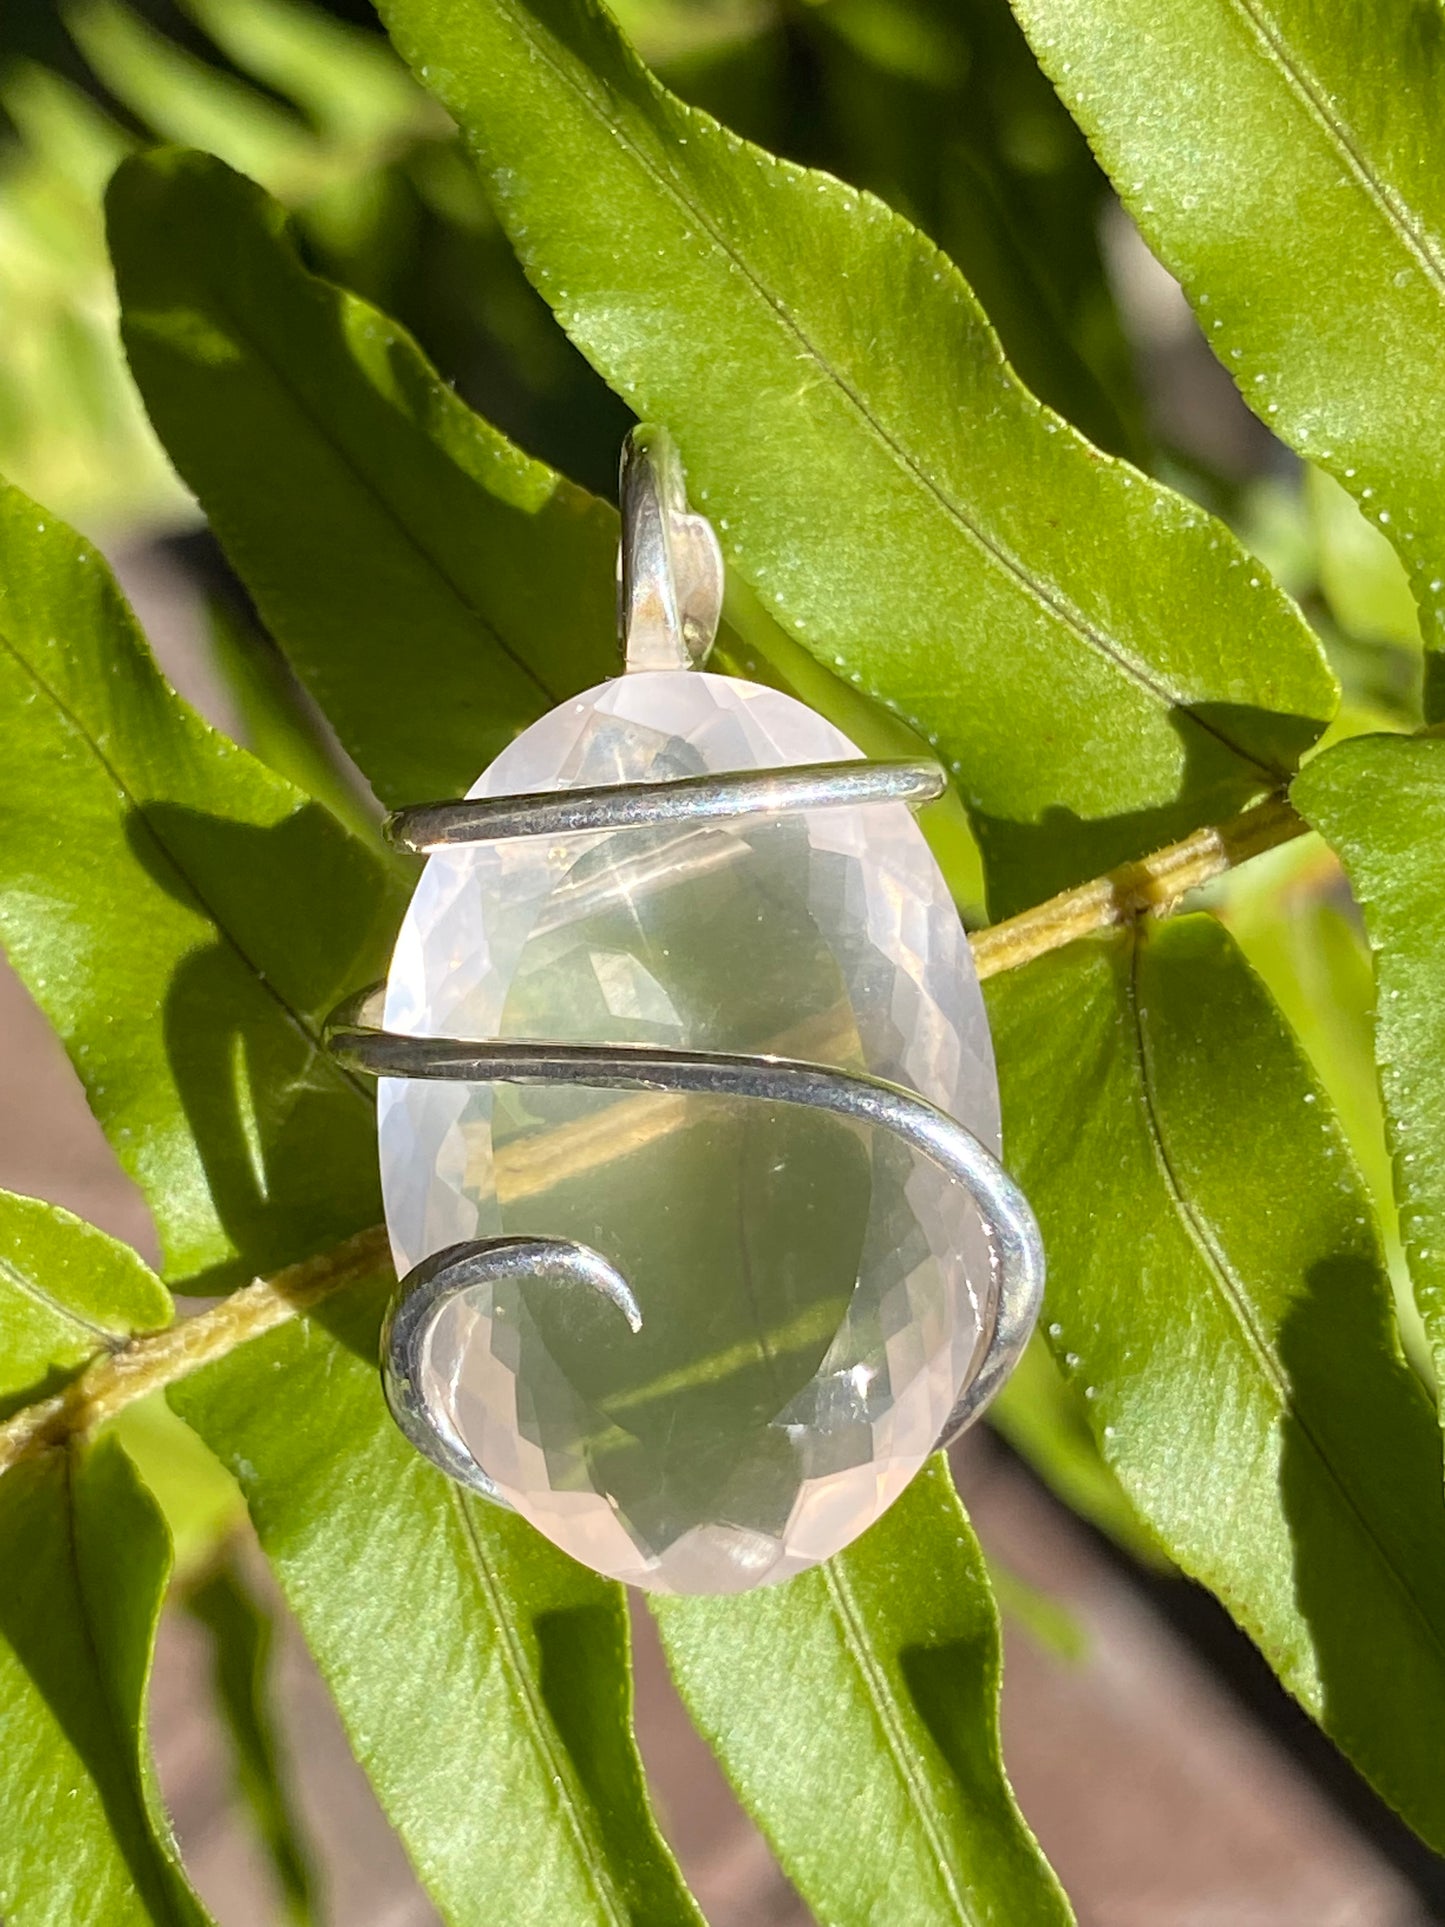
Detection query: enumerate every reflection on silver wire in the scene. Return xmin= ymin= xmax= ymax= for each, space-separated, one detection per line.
xmin=378 ymin=1236 xmax=641 ymax=1503
xmin=384 ymin=757 xmax=945 ymax=852
xmin=328 ymin=990 xmax=1045 ymax=1461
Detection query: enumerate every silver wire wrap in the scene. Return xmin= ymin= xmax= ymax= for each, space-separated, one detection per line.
xmin=329 ymin=423 xmax=1045 ymax=1504
xmin=385 ymin=757 xmax=945 ymax=852
xmin=329 ymin=997 xmax=1045 ymax=1471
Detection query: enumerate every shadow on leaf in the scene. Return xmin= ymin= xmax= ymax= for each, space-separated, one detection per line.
xmin=1277 ymin=1256 xmax=1445 ymax=1849
xmin=899 ymin=1633 xmax=998 ymax=1808
xmin=122 ymin=798 xmax=397 ymax=1290
xmin=973 ymin=698 xmax=1326 ymax=918
xmin=0 ymin=1453 xmax=180 ymax=1916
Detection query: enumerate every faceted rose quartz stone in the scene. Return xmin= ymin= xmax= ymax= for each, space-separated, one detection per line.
xmin=378 ymin=672 xmax=1000 ymax=1592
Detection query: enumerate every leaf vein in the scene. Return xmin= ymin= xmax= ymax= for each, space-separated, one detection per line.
xmin=1124 ymin=933 xmax=1445 ymax=1671
xmin=486 ymin=0 xmax=1277 ymax=778
xmin=61 ymin=1446 xmax=194 ymax=1927
xmin=821 ymin=1558 xmax=975 ymax=1925
xmin=169 ymin=265 xmax=561 ymax=713
xmin=1222 ymin=0 xmax=1445 ymax=302
xmin=448 ymin=1484 xmax=630 ymax=1927
xmin=0 ymin=1255 xmax=128 ymax=1349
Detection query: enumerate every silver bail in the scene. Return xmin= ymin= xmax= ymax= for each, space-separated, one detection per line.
xmin=618 ymin=424 xmax=723 ymax=673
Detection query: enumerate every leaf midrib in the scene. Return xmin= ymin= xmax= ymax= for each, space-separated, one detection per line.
xmin=0 ymin=1254 xmax=135 ymax=1351
xmin=1222 ymin=0 xmax=1445 ymax=303
xmin=821 ymin=1558 xmax=975 ymax=1925
xmin=1124 ymin=935 xmax=1445 ymax=1678
xmin=62 ymin=1446 xmax=200 ymax=1927
xmin=478 ymin=0 xmax=1281 ymax=782
xmin=449 ymin=1486 xmax=632 ymax=1927
xmin=0 ymin=618 xmax=372 ymax=1112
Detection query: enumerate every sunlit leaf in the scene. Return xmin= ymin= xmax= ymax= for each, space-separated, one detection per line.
xmin=0 ymin=476 xmax=400 ymax=1285
xmin=0 ymin=472 xmax=696 ymax=1927
xmin=202 ymin=593 xmax=381 ymax=847
xmin=988 ymin=914 xmax=1445 ymax=1849
xmin=0 ymin=1190 xmax=208 ymax=1925
xmin=656 ymin=1457 xmax=1074 ymax=1926
xmin=1294 ymin=735 xmax=1445 ymax=1418
xmin=377 ymin=0 xmax=1336 ymax=912
xmin=1217 ymin=831 xmax=1427 ymax=1376
xmin=1307 ymin=467 xmax=1422 ymax=654
xmin=1005 ymin=0 xmax=1445 ymax=708
xmin=109 ymin=143 xmax=983 ymax=886
xmin=113 ymin=1392 xmax=247 ymax=1579
xmin=0 ymin=1436 xmax=211 ymax=1926
xmin=986 ymin=1334 xmax=1163 ymax=1569
xmin=0 ymin=1188 xmax=171 ymax=1417
xmin=688 ymin=0 xmax=1147 ymax=459
xmin=173 ymin=1277 xmax=704 ymax=1927
xmin=109 ymin=149 xmax=619 ymax=806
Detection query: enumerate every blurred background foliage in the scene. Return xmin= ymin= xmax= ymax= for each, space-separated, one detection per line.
xmin=0 ymin=0 xmax=1151 ymax=521
xmin=0 ymin=0 xmax=1431 ymax=1582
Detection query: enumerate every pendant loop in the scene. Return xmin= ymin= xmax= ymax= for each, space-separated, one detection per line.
xmin=618 ymin=423 xmax=723 ymax=672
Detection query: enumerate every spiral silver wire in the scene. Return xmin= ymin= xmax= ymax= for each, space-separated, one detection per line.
xmin=328 ymin=1000 xmax=1045 ymax=1478
xmin=326 ymin=422 xmax=1044 ymax=1507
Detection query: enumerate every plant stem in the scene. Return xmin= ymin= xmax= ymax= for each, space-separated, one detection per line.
xmin=970 ymin=793 xmax=1304 ymax=980
xmin=0 ymin=1225 xmax=388 ymax=1476
xmin=0 ymin=790 xmax=1310 ymax=1475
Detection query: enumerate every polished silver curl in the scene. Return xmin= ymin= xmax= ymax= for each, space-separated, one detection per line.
xmin=330 ymin=1000 xmax=1045 ymax=1463
xmin=380 ymin=1236 xmax=639 ymax=1503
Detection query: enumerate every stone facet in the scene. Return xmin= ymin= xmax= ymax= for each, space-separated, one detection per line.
xmin=379 ymin=672 xmax=999 ymax=1592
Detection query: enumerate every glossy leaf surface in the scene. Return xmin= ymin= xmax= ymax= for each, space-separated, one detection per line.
xmin=378 ymin=0 xmax=1336 ymax=911
xmin=0 ymin=1438 xmax=210 ymax=1927
xmin=1294 ymin=734 xmax=1445 ymax=1407
xmin=109 ymin=143 xmax=984 ymax=874
xmin=0 ymin=485 xmax=691 ymax=1923
xmin=109 ymin=148 xmax=619 ymax=807
xmin=1218 ymin=833 xmax=1425 ymax=1373
xmin=668 ymin=0 xmax=1146 ymax=461
xmin=988 ymin=915 xmax=1445 ymax=1848
xmin=0 ymin=1191 xmax=207 ymax=1925
xmin=173 ymin=1276 xmax=704 ymax=1927
xmin=986 ymin=1335 xmax=1162 ymax=1568
xmin=1006 ymin=0 xmax=1445 ymax=706
xmin=656 ymin=1456 xmax=1073 ymax=1926
xmin=0 ymin=476 xmax=399 ymax=1285
xmin=0 ymin=1188 xmax=173 ymax=1418
xmin=105 ymin=168 xmax=1085 ymax=1903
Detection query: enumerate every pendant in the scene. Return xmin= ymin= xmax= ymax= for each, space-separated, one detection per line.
xmin=327 ymin=426 xmax=1042 ymax=1594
